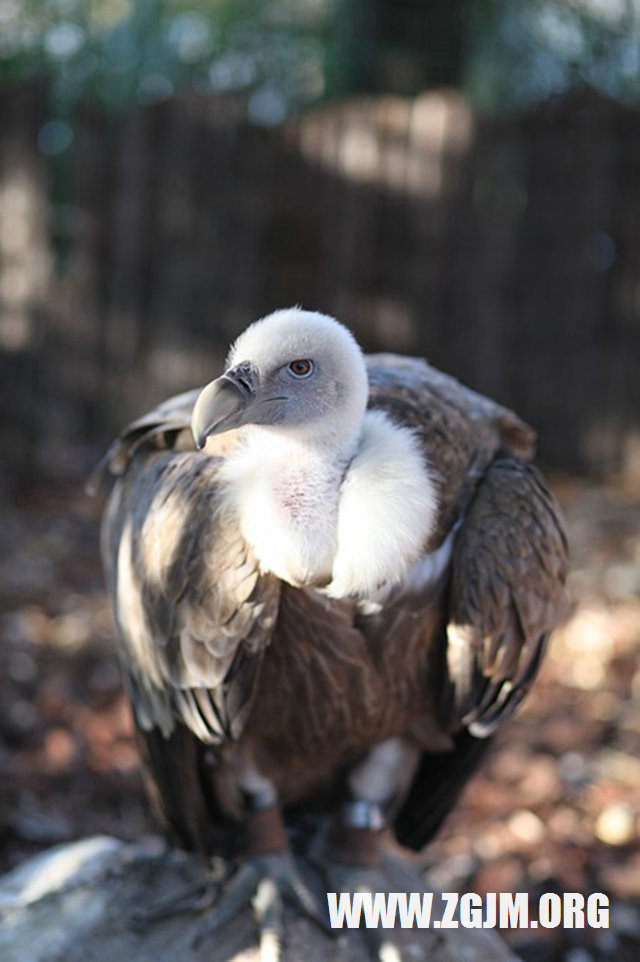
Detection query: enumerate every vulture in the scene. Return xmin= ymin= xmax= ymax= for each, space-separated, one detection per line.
xmin=95 ymin=308 xmax=568 ymax=959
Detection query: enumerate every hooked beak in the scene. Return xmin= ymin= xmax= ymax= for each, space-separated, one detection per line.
xmin=191 ymin=375 xmax=250 ymax=450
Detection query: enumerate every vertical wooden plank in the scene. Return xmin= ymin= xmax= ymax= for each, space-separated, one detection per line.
xmin=1 ymin=83 xmax=639 ymax=481
xmin=0 ymin=82 xmax=50 ymax=483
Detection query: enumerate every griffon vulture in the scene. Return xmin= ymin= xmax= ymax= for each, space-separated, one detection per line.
xmin=95 ymin=308 xmax=568 ymax=958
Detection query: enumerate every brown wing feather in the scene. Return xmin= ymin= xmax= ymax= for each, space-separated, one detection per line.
xmin=87 ymin=389 xmax=200 ymax=495
xmin=366 ymin=355 xmax=536 ymax=545
xmin=395 ymin=459 xmax=567 ymax=851
xmin=101 ymin=444 xmax=280 ymax=746
xmin=447 ymin=457 xmax=568 ymax=736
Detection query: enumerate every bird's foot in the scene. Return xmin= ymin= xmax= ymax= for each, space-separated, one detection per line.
xmin=322 ymin=822 xmax=425 ymax=962
xmin=325 ymin=860 xmax=411 ymax=962
xmin=193 ymin=850 xmax=331 ymax=962
xmin=130 ymin=867 xmax=223 ymax=928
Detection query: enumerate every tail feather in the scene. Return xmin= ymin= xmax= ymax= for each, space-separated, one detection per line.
xmin=394 ymin=731 xmax=493 ymax=851
xmin=135 ymin=724 xmax=234 ymax=857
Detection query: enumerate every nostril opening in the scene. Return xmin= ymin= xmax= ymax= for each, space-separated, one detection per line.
xmin=227 ymin=363 xmax=254 ymax=395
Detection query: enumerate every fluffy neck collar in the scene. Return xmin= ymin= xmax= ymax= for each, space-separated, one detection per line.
xmin=219 ymin=411 xmax=438 ymax=598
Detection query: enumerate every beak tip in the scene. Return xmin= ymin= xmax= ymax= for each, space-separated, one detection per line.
xmin=191 ymin=374 xmax=249 ymax=449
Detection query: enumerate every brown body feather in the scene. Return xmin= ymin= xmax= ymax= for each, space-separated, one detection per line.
xmin=98 ymin=355 xmax=568 ymax=854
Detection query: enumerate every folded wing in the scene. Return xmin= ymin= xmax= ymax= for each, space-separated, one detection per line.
xmin=100 ymin=395 xmax=280 ymax=746
xmin=447 ymin=457 xmax=568 ymax=737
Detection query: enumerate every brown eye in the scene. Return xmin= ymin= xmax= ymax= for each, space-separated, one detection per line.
xmin=288 ymin=359 xmax=314 ymax=378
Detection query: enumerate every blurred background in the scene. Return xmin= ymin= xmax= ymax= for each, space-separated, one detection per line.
xmin=0 ymin=2 xmax=638 ymax=960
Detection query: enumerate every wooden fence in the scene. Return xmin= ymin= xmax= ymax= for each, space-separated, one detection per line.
xmin=1 ymin=82 xmax=639 ymax=485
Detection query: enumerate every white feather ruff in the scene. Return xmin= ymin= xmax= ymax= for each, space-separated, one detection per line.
xmin=219 ymin=435 xmax=342 ymax=588
xmin=327 ymin=410 xmax=438 ymax=598
xmin=215 ymin=308 xmax=438 ymax=599
xmin=219 ymin=410 xmax=438 ymax=599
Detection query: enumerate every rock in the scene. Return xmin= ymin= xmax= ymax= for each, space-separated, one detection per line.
xmin=564 ymin=949 xmax=594 ymax=962
xmin=0 ymin=836 xmax=525 ymax=962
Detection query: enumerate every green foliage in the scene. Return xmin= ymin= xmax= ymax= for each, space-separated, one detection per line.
xmin=0 ymin=0 xmax=333 ymax=122
xmin=465 ymin=0 xmax=640 ymax=114
xmin=1 ymin=0 xmax=639 ymax=124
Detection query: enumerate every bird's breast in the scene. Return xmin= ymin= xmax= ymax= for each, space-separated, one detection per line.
xmin=228 ymin=461 xmax=341 ymax=588
xmin=237 ymin=583 xmax=449 ymax=806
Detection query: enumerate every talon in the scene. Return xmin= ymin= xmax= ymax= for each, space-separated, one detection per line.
xmin=130 ymin=880 xmax=216 ymax=929
xmin=253 ymin=878 xmax=284 ymax=962
xmin=323 ymin=859 xmax=413 ymax=962
xmin=191 ymin=851 xmax=329 ymax=954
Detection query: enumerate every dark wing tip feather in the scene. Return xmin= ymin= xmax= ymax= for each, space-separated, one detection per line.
xmin=448 ymin=457 xmax=568 ymax=735
xmin=395 ymin=731 xmax=494 ymax=850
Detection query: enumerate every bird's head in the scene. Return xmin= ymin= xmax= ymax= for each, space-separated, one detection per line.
xmin=191 ymin=309 xmax=369 ymax=452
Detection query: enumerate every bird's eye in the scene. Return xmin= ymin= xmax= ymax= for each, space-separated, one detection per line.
xmin=288 ymin=359 xmax=314 ymax=378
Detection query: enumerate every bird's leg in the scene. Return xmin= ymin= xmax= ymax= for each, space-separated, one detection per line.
xmin=192 ymin=766 xmax=331 ymax=960
xmin=325 ymin=737 xmax=421 ymax=962
xmin=330 ymin=736 xmax=419 ymax=866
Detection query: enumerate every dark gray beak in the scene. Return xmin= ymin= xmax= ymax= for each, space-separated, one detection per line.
xmin=191 ymin=376 xmax=250 ymax=450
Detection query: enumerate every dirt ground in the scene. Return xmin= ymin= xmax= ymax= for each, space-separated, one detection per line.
xmin=0 ymin=477 xmax=638 ymax=962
